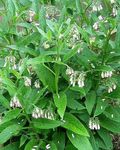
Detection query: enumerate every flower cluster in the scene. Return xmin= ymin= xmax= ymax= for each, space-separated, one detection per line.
xmin=66 ymin=67 xmax=85 ymax=87
xmin=92 ymin=4 xmax=103 ymax=12
xmin=67 ymin=25 xmax=80 ymax=47
xmin=4 ymin=56 xmax=17 ymax=70
xmin=46 ymin=144 xmax=51 ymax=150
xmin=112 ymin=7 xmax=117 ymax=17
xmin=32 ymin=145 xmax=38 ymax=150
xmin=108 ymin=83 xmax=117 ymax=93
xmin=24 ymin=77 xmax=31 ymax=87
xmin=28 ymin=10 xmax=35 ymax=22
xmin=34 ymin=80 xmax=40 ymax=88
xmin=101 ymin=71 xmax=113 ymax=78
xmin=93 ymin=22 xmax=99 ymax=30
xmin=10 ymin=95 xmax=22 ymax=108
xmin=89 ymin=117 xmax=100 ymax=130
xmin=110 ymin=0 xmax=115 ymax=4
xmin=32 ymin=107 xmax=55 ymax=120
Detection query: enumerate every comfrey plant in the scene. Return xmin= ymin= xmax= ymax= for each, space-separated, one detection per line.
xmin=0 ymin=0 xmax=120 ymax=150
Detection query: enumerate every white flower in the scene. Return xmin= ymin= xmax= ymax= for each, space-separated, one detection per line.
xmin=110 ymin=0 xmax=115 ymax=4
xmin=92 ymin=5 xmax=97 ymax=12
xmin=112 ymin=7 xmax=117 ymax=16
xmin=93 ymin=22 xmax=99 ymax=30
xmin=34 ymin=80 xmax=40 ymax=88
xmin=46 ymin=144 xmax=51 ymax=149
xmin=97 ymin=5 xmax=103 ymax=11
xmin=108 ymin=83 xmax=117 ymax=93
xmin=29 ymin=10 xmax=35 ymax=22
xmin=43 ymin=42 xmax=50 ymax=49
xmin=32 ymin=107 xmax=54 ymax=120
xmin=66 ymin=67 xmax=74 ymax=75
xmin=77 ymin=48 xmax=83 ymax=54
xmin=77 ymin=72 xmax=85 ymax=88
xmin=24 ymin=77 xmax=31 ymax=87
xmin=98 ymin=15 xmax=104 ymax=21
xmin=113 ymin=84 xmax=116 ymax=90
xmin=89 ymin=117 xmax=100 ymax=130
xmin=10 ymin=95 xmax=22 ymax=108
xmin=101 ymin=71 xmax=113 ymax=78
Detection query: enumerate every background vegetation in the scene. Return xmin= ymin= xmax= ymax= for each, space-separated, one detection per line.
xmin=0 ymin=0 xmax=120 ymax=149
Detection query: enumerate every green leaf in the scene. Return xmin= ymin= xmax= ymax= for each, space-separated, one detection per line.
xmin=63 ymin=45 xmax=80 ymax=62
xmin=1 ymin=109 xmax=21 ymax=124
xmin=1 ymin=142 xmax=19 ymax=150
xmin=0 ymin=124 xmax=22 ymax=144
xmin=34 ymin=64 xmax=55 ymax=92
xmin=70 ymin=86 xmax=86 ymax=96
xmin=94 ymin=98 xmax=108 ymax=116
xmin=75 ymin=0 xmax=82 ymax=14
xmin=39 ymin=6 xmax=46 ymax=31
xmin=27 ymin=55 xmax=53 ymax=65
xmin=20 ymin=135 xmax=28 ymax=147
xmin=104 ymin=106 xmax=120 ymax=122
xmin=99 ymin=115 xmax=120 ymax=133
xmin=49 ymin=142 xmax=57 ymax=150
xmin=0 ymin=94 xmax=10 ymax=109
xmin=97 ymin=129 xmax=113 ymax=150
xmin=67 ymin=130 xmax=93 ymax=150
xmin=33 ymin=118 xmax=62 ymax=129
xmin=67 ymin=99 xmax=85 ymax=110
xmin=53 ymin=92 xmax=67 ymax=119
xmin=53 ymin=132 xmax=65 ymax=150
xmin=62 ymin=113 xmax=89 ymax=136
xmin=85 ymin=91 xmax=96 ymax=115
xmin=25 ymin=139 xmax=37 ymax=150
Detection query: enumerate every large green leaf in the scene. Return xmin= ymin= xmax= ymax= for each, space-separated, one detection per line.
xmin=85 ymin=91 xmax=96 ymax=115
xmin=94 ymin=98 xmax=108 ymax=116
xmin=0 ymin=124 xmax=22 ymax=144
xmin=0 ymin=94 xmax=10 ymax=109
xmin=99 ymin=115 xmax=120 ymax=133
xmin=1 ymin=109 xmax=21 ymax=124
xmin=53 ymin=132 xmax=65 ymax=150
xmin=1 ymin=142 xmax=19 ymax=150
xmin=67 ymin=130 xmax=93 ymax=150
xmin=53 ymin=92 xmax=67 ymax=119
xmin=67 ymin=99 xmax=85 ymax=110
xmin=62 ymin=113 xmax=89 ymax=136
xmin=33 ymin=64 xmax=55 ymax=92
xmin=104 ymin=106 xmax=120 ymax=122
xmin=25 ymin=139 xmax=37 ymax=150
xmin=97 ymin=129 xmax=113 ymax=150
xmin=32 ymin=118 xmax=62 ymax=129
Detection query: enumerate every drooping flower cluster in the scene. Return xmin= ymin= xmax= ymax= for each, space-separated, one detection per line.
xmin=28 ymin=10 xmax=35 ymax=22
xmin=112 ymin=7 xmax=117 ymax=17
xmin=66 ymin=67 xmax=85 ymax=87
xmin=101 ymin=71 xmax=113 ymax=78
xmin=34 ymin=80 xmax=40 ymax=89
xmin=89 ymin=117 xmax=100 ymax=130
xmin=24 ymin=77 xmax=31 ymax=87
xmin=67 ymin=25 xmax=80 ymax=47
xmin=32 ymin=145 xmax=38 ymax=150
xmin=46 ymin=144 xmax=51 ymax=150
xmin=108 ymin=83 xmax=117 ymax=93
xmin=92 ymin=4 xmax=103 ymax=12
xmin=93 ymin=22 xmax=99 ymax=30
xmin=110 ymin=0 xmax=115 ymax=4
xmin=32 ymin=107 xmax=55 ymax=120
xmin=4 ymin=56 xmax=17 ymax=70
xmin=10 ymin=95 xmax=22 ymax=108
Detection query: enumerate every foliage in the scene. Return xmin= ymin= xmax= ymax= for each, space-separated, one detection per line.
xmin=0 ymin=0 xmax=120 ymax=149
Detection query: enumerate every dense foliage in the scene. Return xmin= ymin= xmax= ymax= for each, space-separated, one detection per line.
xmin=0 ymin=0 xmax=120 ymax=149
